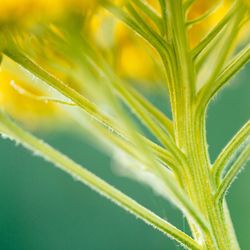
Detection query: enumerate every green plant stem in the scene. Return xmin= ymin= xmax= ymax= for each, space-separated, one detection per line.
xmin=3 ymin=46 xmax=119 ymax=135
xmin=186 ymin=2 xmax=221 ymax=27
xmin=215 ymin=144 xmax=250 ymax=202
xmin=168 ymin=0 xmax=195 ymax=97
xmin=182 ymin=107 xmax=221 ymax=249
xmin=103 ymin=1 xmax=177 ymax=111
xmin=191 ymin=3 xmax=237 ymax=59
xmin=123 ymin=83 xmax=174 ymax=136
xmin=69 ymin=108 xmax=180 ymax=176
xmin=4 ymin=41 xmax=212 ymax=238
xmin=0 ymin=111 xmax=200 ymax=250
xmin=3 ymin=45 xmax=174 ymax=160
xmin=132 ymin=0 xmax=163 ymax=33
xmin=212 ymin=121 xmax=250 ymax=186
xmin=158 ymin=0 xmax=168 ymax=37
xmin=168 ymin=0 xmax=196 ymax=150
xmin=180 ymin=103 xmax=241 ymax=250
xmin=47 ymin=30 xmax=175 ymax=139
xmin=202 ymin=46 xmax=250 ymax=103
xmin=198 ymin=10 xmax=242 ymax=104
xmin=183 ymin=0 xmax=197 ymax=11
xmin=220 ymin=202 xmax=241 ymax=250
xmin=167 ymin=2 xmax=241 ymax=248
xmin=196 ymin=46 xmax=250 ymax=118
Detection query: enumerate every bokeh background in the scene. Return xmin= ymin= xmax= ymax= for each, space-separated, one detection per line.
xmin=0 ymin=64 xmax=249 ymax=250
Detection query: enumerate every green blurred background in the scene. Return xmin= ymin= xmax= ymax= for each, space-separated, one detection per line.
xmin=0 ymin=64 xmax=249 ymax=250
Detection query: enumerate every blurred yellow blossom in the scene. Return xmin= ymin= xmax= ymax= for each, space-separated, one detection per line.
xmin=0 ymin=0 xmax=96 ymax=25
xmin=0 ymin=57 xmax=60 ymax=128
xmin=89 ymin=0 xmax=249 ymax=81
xmin=188 ymin=0 xmax=230 ymax=47
xmin=0 ymin=0 xmax=249 ymax=126
xmin=90 ymin=7 xmax=160 ymax=81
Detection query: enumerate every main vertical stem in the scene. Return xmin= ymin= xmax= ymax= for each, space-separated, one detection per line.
xmin=163 ymin=1 xmax=240 ymax=248
xmin=177 ymin=102 xmax=240 ymax=249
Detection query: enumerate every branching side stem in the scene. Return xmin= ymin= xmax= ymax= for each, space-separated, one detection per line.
xmin=0 ymin=111 xmax=200 ymax=250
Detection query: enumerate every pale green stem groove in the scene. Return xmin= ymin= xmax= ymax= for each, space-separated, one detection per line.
xmin=182 ymin=106 xmax=224 ymax=249
xmin=220 ymin=202 xmax=241 ymax=250
xmin=0 ymin=111 xmax=200 ymax=250
xmin=169 ymin=0 xmax=195 ymax=97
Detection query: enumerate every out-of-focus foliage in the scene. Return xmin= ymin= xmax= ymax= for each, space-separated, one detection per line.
xmin=0 ymin=0 xmax=249 ymax=126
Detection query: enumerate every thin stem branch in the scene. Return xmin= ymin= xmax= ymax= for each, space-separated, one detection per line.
xmin=3 ymin=46 xmax=119 ymax=135
xmin=103 ymin=1 xmax=176 ymax=96
xmin=183 ymin=0 xmax=197 ymax=12
xmin=102 ymin=2 xmax=168 ymax=54
xmin=0 ymin=111 xmax=200 ymax=250
xmin=3 ymin=42 xmax=210 ymax=235
xmin=215 ymin=144 xmax=250 ymax=202
xmin=123 ymin=83 xmax=174 ymax=136
xmin=4 ymin=44 xmax=179 ymax=164
xmin=68 ymin=108 xmax=180 ymax=175
xmin=158 ymin=0 xmax=168 ymax=37
xmin=78 ymin=40 xmax=175 ymax=139
xmin=197 ymin=45 xmax=250 ymax=112
xmin=191 ymin=3 xmax=237 ymax=60
xmin=40 ymin=27 xmax=176 ymax=147
xmin=186 ymin=2 xmax=222 ymax=28
xmin=132 ymin=0 xmax=163 ymax=33
xmin=197 ymin=10 xmax=242 ymax=101
xmin=212 ymin=121 xmax=250 ymax=185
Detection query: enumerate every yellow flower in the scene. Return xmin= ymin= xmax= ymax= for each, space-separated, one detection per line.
xmin=0 ymin=0 xmax=95 ymax=25
xmin=89 ymin=7 xmax=160 ymax=82
xmin=89 ymin=0 xmax=249 ymax=82
xmin=0 ymin=0 xmax=248 ymax=127
xmin=0 ymin=57 xmax=60 ymax=128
